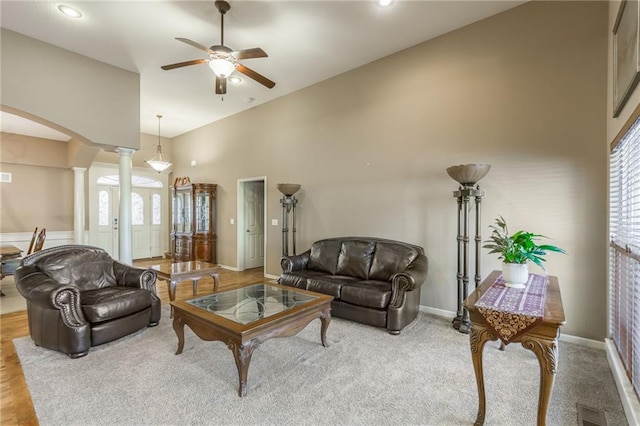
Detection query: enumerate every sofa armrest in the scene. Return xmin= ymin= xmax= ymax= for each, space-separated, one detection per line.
xmin=389 ymin=254 xmax=428 ymax=308
xmin=280 ymin=250 xmax=311 ymax=273
xmin=15 ymin=269 xmax=87 ymax=327
xmin=113 ymin=261 xmax=158 ymax=293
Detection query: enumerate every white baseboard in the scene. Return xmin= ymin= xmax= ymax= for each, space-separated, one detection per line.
xmin=218 ymin=264 xmax=239 ymax=272
xmin=265 ymin=273 xmax=280 ymax=281
xmin=606 ymin=338 xmax=640 ymax=425
xmin=418 ymin=304 xmax=604 ymax=349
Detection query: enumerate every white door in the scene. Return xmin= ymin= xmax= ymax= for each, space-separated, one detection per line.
xmin=94 ymin=185 xmax=119 ymax=259
xmin=132 ymin=188 xmax=165 ymax=259
xmin=149 ymin=190 xmax=163 ymax=258
xmin=243 ymin=181 xmax=265 ymax=269
xmin=92 ymin=186 xmax=165 ymax=260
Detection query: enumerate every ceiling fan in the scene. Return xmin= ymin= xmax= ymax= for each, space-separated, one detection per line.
xmin=161 ymin=0 xmax=275 ymax=95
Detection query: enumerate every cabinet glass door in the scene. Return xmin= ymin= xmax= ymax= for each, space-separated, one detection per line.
xmin=173 ymin=193 xmax=183 ymax=232
xmin=183 ymin=192 xmax=192 ymax=233
xmin=196 ymin=192 xmax=210 ymax=233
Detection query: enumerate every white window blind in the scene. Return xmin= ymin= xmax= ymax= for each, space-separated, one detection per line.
xmin=610 ymin=113 xmax=640 ymax=397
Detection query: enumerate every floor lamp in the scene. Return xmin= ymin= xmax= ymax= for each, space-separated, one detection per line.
xmin=446 ymin=164 xmax=490 ymax=334
xmin=277 ymin=183 xmax=301 ymax=257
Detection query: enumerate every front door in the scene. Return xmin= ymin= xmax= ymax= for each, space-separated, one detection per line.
xmin=131 ymin=188 xmax=164 ymax=259
xmin=93 ymin=185 xmax=119 ymax=259
xmin=89 ymin=172 xmax=168 ymax=259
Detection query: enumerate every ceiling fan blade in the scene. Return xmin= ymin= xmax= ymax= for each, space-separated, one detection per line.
xmin=231 ymin=48 xmax=268 ymax=60
xmin=215 ymin=76 xmax=227 ymax=95
xmin=235 ymin=64 xmax=276 ymax=89
xmin=161 ymin=59 xmax=208 ymax=71
xmin=176 ymin=37 xmax=214 ymax=54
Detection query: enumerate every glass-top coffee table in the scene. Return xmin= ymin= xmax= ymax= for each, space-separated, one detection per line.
xmin=170 ymin=282 xmax=333 ymax=397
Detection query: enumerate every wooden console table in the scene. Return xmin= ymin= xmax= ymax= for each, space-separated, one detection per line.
xmin=151 ymin=261 xmax=221 ymax=317
xmin=464 ymin=270 xmax=565 ymax=426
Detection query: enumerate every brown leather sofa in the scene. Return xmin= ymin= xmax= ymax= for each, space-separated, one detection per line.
xmin=15 ymin=245 xmax=161 ymax=358
xmin=280 ymin=237 xmax=427 ymax=334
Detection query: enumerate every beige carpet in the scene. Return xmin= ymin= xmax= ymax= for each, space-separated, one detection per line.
xmin=0 ymin=276 xmax=26 ymax=314
xmin=14 ymin=308 xmax=627 ymax=425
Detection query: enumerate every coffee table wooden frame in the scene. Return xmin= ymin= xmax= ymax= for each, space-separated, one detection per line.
xmin=170 ymin=282 xmax=333 ymax=397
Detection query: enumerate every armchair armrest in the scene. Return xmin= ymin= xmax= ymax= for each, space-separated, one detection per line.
xmin=15 ymin=269 xmax=86 ymax=327
xmin=389 ymin=255 xmax=428 ymax=308
xmin=280 ymin=250 xmax=311 ymax=273
xmin=113 ymin=261 xmax=158 ymax=293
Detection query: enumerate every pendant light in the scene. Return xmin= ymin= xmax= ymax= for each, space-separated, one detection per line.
xmin=146 ymin=114 xmax=172 ymax=172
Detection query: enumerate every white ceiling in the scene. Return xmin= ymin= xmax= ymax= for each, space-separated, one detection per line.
xmin=0 ymin=1 xmax=525 ymax=139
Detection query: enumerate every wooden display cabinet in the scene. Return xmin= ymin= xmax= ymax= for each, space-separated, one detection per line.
xmin=171 ymin=182 xmax=217 ymax=263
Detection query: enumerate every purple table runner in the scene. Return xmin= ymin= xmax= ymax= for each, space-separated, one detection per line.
xmin=474 ymin=273 xmax=548 ymax=344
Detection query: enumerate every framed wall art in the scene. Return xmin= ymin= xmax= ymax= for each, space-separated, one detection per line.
xmin=613 ymin=0 xmax=640 ymax=117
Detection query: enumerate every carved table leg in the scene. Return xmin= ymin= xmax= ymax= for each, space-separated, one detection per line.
xmin=168 ymin=279 xmax=178 ymax=318
xmin=172 ymin=314 xmax=185 ymax=355
xmin=211 ymin=272 xmax=220 ymax=292
xmin=521 ymin=336 xmax=559 ymax=426
xmin=229 ymin=339 xmax=260 ymax=397
xmin=470 ymin=325 xmax=499 ymax=426
xmin=320 ymin=307 xmax=332 ymax=347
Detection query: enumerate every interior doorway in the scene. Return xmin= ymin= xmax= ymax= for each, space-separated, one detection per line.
xmin=237 ymin=177 xmax=266 ymax=273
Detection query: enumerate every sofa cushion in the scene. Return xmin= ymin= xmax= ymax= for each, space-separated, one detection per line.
xmin=81 ymin=287 xmax=152 ymax=323
xmin=369 ymin=242 xmax=419 ymax=282
xmin=336 ymin=241 xmax=375 ymax=280
xmin=307 ymin=275 xmax=358 ymax=299
xmin=279 ymin=270 xmax=326 ymax=289
xmin=307 ymin=240 xmax=342 ymax=274
xmin=340 ymin=280 xmax=392 ymax=309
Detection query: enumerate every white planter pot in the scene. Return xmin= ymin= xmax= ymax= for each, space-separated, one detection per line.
xmin=502 ymin=263 xmax=529 ymax=289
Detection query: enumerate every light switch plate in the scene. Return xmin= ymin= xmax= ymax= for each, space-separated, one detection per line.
xmin=271 ymin=219 xmax=278 ymax=226
xmin=230 ymin=218 xmax=235 ymax=225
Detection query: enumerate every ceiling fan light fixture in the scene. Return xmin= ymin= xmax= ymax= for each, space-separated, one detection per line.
xmin=58 ymin=4 xmax=83 ymax=18
xmin=146 ymin=115 xmax=172 ymax=172
xmin=376 ymin=0 xmax=395 ymax=7
xmin=228 ymin=76 xmax=242 ymax=84
xmin=209 ymin=58 xmax=236 ymax=78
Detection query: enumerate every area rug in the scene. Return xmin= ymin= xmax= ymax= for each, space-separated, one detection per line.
xmin=14 ymin=308 xmax=626 ymax=425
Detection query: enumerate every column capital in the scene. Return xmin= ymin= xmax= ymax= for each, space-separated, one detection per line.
xmin=72 ymin=167 xmax=87 ymax=173
xmin=116 ymin=147 xmax=136 ymax=157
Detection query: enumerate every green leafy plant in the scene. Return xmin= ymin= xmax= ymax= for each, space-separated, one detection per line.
xmin=483 ymin=216 xmax=566 ymax=270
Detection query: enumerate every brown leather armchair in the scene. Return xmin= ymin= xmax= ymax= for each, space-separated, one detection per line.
xmin=15 ymin=245 xmax=161 ymax=358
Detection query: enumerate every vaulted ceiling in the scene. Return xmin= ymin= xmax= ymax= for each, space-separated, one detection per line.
xmin=1 ymin=1 xmax=525 ymax=139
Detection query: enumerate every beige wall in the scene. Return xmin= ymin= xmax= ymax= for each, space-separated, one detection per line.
xmin=0 ymin=133 xmax=170 ymax=232
xmin=1 ymin=29 xmax=140 ymax=151
xmin=172 ymin=1 xmax=608 ymax=340
xmin=0 ymin=162 xmax=74 ymax=232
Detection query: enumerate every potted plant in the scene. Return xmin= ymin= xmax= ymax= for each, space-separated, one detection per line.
xmin=483 ymin=216 xmax=566 ymax=288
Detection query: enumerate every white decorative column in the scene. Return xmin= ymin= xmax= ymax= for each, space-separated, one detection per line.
xmin=72 ymin=167 xmax=86 ymax=244
xmin=117 ymin=148 xmax=135 ymax=265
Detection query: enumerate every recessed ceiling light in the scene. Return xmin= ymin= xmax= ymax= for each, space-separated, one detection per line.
xmin=228 ymin=76 xmax=242 ymax=84
xmin=58 ymin=5 xmax=83 ymax=18
xmin=376 ymin=0 xmax=394 ymax=7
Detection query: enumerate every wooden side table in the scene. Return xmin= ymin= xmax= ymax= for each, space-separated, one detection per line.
xmin=464 ymin=270 xmax=565 ymax=426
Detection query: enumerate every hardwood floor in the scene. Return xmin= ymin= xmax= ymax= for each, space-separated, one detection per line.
xmin=0 ymin=259 xmax=268 ymax=426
